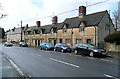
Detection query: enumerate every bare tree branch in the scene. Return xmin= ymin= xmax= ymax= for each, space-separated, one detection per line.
xmin=112 ymin=9 xmax=120 ymax=31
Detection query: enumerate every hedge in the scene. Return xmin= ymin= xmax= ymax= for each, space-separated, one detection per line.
xmin=104 ymin=31 xmax=120 ymax=45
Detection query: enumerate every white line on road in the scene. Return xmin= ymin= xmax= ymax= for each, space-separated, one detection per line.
xmin=50 ymin=58 xmax=79 ymax=68
xmin=4 ymin=55 xmax=25 ymax=77
xmin=32 ymin=53 xmax=42 ymax=57
xmin=104 ymin=74 xmax=118 ymax=79
xmin=100 ymin=59 xmax=112 ymax=62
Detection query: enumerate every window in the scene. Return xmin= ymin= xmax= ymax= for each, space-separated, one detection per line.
xmin=40 ymin=30 xmax=42 ymax=35
xmin=63 ymin=24 xmax=67 ymax=33
xmin=36 ymin=30 xmax=40 ymax=34
xmin=79 ymin=27 xmax=84 ymax=32
xmin=63 ymin=28 xmax=67 ymax=33
xmin=76 ymin=39 xmax=82 ymax=44
xmin=66 ymin=39 xmax=71 ymax=44
xmin=32 ymin=40 xmax=34 ymax=43
xmin=86 ymin=39 xmax=91 ymax=44
xmin=34 ymin=31 xmax=36 ymax=34
xmin=49 ymin=39 xmax=52 ymax=44
xmin=51 ymin=28 xmax=54 ymax=35
xmin=59 ymin=39 xmax=62 ymax=43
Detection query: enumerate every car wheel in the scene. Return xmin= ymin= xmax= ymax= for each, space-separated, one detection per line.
xmin=74 ymin=50 xmax=78 ymax=55
xmin=46 ymin=48 xmax=48 ymax=50
xmin=90 ymin=52 xmax=94 ymax=57
xmin=54 ymin=48 xmax=56 ymax=51
xmin=61 ymin=49 xmax=64 ymax=53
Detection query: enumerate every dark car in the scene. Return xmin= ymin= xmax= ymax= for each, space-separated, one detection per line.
xmin=4 ymin=42 xmax=13 ymax=47
xmin=40 ymin=42 xmax=54 ymax=50
xmin=54 ymin=43 xmax=71 ymax=52
xmin=74 ymin=43 xmax=107 ymax=57
xmin=19 ymin=42 xmax=28 ymax=47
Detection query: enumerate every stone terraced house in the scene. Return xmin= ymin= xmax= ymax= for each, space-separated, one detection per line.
xmin=7 ymin=6 xmax=115 ymax=48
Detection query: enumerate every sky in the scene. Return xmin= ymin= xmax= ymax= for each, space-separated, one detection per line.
xmin=0 ymin=0 xmax=119 ymax=31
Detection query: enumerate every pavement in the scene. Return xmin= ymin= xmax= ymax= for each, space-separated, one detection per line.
xmin=0 ymin=51 xmax=21 ymax=78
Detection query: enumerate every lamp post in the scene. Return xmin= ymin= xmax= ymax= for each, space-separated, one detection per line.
xmin=21 ymin=21 xmax=22 ymax=42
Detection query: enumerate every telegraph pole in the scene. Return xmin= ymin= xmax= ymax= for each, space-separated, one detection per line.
xmin=21 ymin=21 xmax=22 ymax=42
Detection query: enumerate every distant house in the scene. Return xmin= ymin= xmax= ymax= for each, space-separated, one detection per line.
xmin=6 ymin=26 xmax=29 ymax=42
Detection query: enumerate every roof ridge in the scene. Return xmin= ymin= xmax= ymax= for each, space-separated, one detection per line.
xmin=64 ymin=10 xmax=107 ymax=20
xmin=86 ymin=10 xmax=107 ymax=16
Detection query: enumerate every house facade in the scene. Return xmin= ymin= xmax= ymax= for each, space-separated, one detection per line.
xmin=7 ymin=6 xmax=115 ymax=48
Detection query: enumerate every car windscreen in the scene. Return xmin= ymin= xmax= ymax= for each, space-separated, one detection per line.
xmin=87 ymin=44 xmax=96 ymax=49
xmin=46 ymin=43 xmax=52 ymax=45
xmin=21 ymin=42 xmax=27 ymax=44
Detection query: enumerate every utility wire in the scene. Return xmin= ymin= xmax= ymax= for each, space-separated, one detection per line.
xmin=21 ymin=0 xmax=110 ymax=22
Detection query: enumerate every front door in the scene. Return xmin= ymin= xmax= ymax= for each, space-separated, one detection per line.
xmin=35 ymin=40 xmax=37 ymax=46
xmin=54 ymin=40 xmax=56 ymax=45
xmin=38 ymin=40 xmax=40 ymax=46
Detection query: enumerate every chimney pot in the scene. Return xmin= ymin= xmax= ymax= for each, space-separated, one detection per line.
xmin=79 ymin=6 xmax=86 ymax=16
xmin=36 ymin=21 xmax=41 ymax=27
xmin=52 ymin=16 xmax=58 ymax=24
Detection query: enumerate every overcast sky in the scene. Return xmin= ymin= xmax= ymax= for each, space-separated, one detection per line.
xmin=0 ymin=0 xmax=119 ymax=31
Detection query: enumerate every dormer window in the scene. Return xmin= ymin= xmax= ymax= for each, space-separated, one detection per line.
xmin=79 ymin=21 xmax=85 ymax=32
xmin=34 ymin=31 xmax=36 ymax=34
xmin=51 ymin=28 xmax=54 ymax=35
xmin=36 ymin=30 xmax=40 ymax=34
xmin=63 ymin=24 xmax=67 ymax=33
xmin=40 ymin=30 xmax=43 ymax=35
xmin=79 ymin=27 xmax=84 ymax=32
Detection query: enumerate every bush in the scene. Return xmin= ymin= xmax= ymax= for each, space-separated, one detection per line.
xmin=104 ymin=32 xmax=120 ymax=45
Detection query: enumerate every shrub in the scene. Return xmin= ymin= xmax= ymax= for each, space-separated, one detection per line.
xmin=104 ymin=32 xmax=120 ymax=45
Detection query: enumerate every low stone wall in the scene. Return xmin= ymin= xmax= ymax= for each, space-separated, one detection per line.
xmin=105 ymin=42 xmax=120 ymax=53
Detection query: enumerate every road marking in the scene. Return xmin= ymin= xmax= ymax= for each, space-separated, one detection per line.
xmin=104 ymin=74 xmax=118 ymax=79
xmin=4 ymin=54 xmax=25 ymax=77
xmin=50 ymin=58 xmax=79 ymax=68
xmin=100 ymin=59 xmax=112 ymax=62
xmin=32 ymin=53 xmax=42 ymax=57
xmin=87 ymin=57 xmax=95 ymax=60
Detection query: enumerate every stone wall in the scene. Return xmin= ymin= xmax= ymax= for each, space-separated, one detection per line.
xmin=105 ymin=42 xmax=120 ymax=53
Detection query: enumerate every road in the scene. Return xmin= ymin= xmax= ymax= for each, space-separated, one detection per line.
xmin=0 ymin=44 xmax=119 ymax=78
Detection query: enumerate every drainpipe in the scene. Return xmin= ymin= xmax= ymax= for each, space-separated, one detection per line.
xmin=71 ymin=28 xmax=73 ymax=47
xmin=94 ymin=26 xmax=97 ymax=47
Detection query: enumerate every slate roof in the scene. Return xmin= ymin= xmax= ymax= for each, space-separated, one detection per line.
xmin=7 ymin=10 xmax=109 ymax=35
xmin=63 ymin=10 xmax=107 ymax=28
xmin=7 ymin=27 xmax=21 ymax=34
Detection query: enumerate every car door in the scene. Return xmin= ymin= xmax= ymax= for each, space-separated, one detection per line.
xmin=81 ymin=44 xmax=89 ymax=55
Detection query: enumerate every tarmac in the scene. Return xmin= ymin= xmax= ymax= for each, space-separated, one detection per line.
xmin=0 ymin=52 xmax=21 ymax=78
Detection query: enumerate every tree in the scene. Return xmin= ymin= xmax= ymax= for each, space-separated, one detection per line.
xmin=112 ymin=9 xmax=120 ymax=31
xmin=0 ymin=27 xmax=5 ymax=38
xmin=104 ymin=31 xmax=120 ymax=45
xmin=0 ymin=3 xmax=7 ymax=19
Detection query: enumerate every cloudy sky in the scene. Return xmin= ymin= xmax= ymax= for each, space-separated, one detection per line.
xmin=0 ymin=0 xmax=119 ymax=31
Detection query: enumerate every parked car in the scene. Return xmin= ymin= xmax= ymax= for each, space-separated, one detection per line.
xmin=74 ymin=43 xmax=107 ymax=57
xmin=40 ymin=42 xmax=54 ymax=50
xmin=54 ymin=43 xmax=71 ymax=52
xmin=4 ymin=42 xmax=13 ymax=47
xmin=19 ymin=42 xmax=28 ymax=47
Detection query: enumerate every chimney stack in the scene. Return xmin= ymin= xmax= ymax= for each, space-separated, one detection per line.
xmin=26 ymin=24 xmax=29 ymax=28
xmin=52 ymin=16 xmax=58 ymax=24
xmin=79 ymin=6 xmax=86 ymax=16
xmin=36 ymin=21 xmax=41 ymax=27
